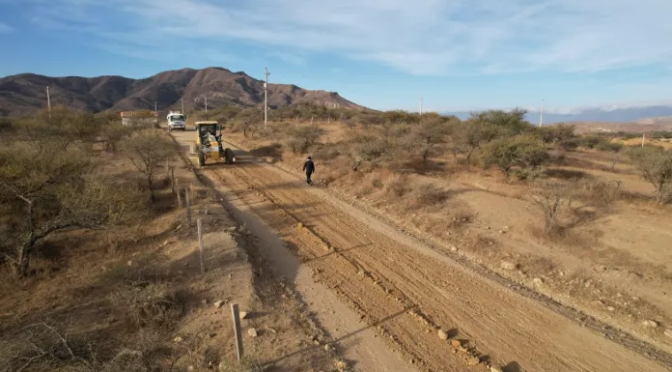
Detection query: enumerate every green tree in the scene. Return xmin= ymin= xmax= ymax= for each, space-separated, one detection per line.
xmin=470 ymin=108 xmax=532 ymax=135
xmin=410 ymin=117 xmax=454 ymax=164
xmin=456 ymin=121 xmax=504 ymax=162
xmin=483 ymin=135 xmax=549 ymax=178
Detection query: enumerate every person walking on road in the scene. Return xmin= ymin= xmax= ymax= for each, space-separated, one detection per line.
xmin=303 ymin=156 xmax=315 ymax=186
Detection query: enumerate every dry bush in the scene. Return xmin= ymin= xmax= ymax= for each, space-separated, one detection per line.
xmin=576 ymin=180 xmax=622 ymax=206
xmin=595 ymin=141 xmax=624 ymax=171
xmin=385 ymin=176 xmax=412 ymax=198
xmin=413 ymin=183 xmax=449 ymax=207
xmin=0 ymin=322 xmax=99 ymax=372
xmin=0 ymin=323 xmax=179 ymax=372
xmin=626 ymin=146 xmax=672 ymax=204
xmin=286 ymin=126 xmax=326 ymax=154
xmin=0 ymin=143 xmax=146 ymax=278
xmin=109 ymin=280 xmax=183 ymax=328
xmin=121 ymin=129 xmax=176 ymax=202
xmin=13 ymin=106 xmax=101 ymax=152
xmin=100 ymin=123 xmax=134 ymax=154
xmin=530 ymin=182 xmax=577 ymax=237
xmin=530 ymin=181 xmax=603 ymax=240
xmin=312 ymin=144 xmax=341 ymax=161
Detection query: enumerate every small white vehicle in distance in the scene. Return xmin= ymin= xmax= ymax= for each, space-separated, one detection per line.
xmin=167 ymin=111 xmax=187 ymax=131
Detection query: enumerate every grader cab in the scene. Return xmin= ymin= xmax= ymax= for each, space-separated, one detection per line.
xmin=189 ymin=121 xmax=235 ymax=166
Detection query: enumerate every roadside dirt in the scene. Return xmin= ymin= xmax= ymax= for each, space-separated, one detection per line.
xmin=172 ymin=129 xmax=672 ymax=372
xmin=173 ymin=131 xmax=417 ymax=372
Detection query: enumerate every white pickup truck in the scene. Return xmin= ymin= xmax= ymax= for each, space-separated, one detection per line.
xmin=167 ymin=111 xmax=187 ymax=131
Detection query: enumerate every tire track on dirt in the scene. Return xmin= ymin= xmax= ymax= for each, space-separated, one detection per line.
xmin=201 ymin=157 xmax=670 ymax=372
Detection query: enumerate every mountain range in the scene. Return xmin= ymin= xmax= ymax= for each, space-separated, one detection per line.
xmin=446 ymin=106 xmax=672 ymax=125
xmin=0 ymin=67 xmax=365 ymax=117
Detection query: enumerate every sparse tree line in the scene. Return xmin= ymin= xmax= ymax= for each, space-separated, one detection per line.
xmin=0 ymin=106 xmax=176 ymax=278
xmin=224 ymin=105 xmax=672 ymax=207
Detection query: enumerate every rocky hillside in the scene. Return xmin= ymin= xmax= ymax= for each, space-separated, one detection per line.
xmin=0 ymin=67 xmax=365 ymax=116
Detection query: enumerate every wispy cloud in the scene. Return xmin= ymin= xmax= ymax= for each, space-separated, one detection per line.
xmin=16 ymin=0 xmax=672 ymax=76
xmin=0 ymin=22 xmax=13 ymax=33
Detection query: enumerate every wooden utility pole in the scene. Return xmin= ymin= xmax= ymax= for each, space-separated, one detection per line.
xmin=264 ymin=67 xmax=270 ymax=129
xmin=46 ymin=86 xmax=51 ymax=117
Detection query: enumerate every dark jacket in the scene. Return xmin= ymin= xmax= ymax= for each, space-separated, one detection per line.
xmin=303 ymin=159 xmax=315 ymax=173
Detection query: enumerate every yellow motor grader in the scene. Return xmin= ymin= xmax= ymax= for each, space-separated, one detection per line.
xmin=189 ymin=121 xmax=235 ymax=166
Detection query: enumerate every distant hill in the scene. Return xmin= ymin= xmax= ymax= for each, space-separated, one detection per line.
xmin=445 ymin=106 xmax=672 ymax=125
xmin=0 ymin=67 xmax=366 ymax=116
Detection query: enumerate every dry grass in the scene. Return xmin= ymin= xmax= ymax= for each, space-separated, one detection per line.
xmin=109 ymin=280 xmax=183 ymax=329
xmin=413 ymin=183 xmax=449 ymax=207
xmin=385 ymin=175 xmax=413 ymax=198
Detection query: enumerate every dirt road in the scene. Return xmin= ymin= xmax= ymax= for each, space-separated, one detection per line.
xmin=173 ymin=130 xmax=670 ymax=372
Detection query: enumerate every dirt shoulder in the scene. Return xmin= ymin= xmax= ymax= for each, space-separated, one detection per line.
xmin=174 ymin=129 xmax=671 ymax=372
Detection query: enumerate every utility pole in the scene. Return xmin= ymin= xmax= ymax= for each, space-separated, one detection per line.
xmin=539 ymin=98 xmax=545 ymax=127
xmin=154 ymin=101 xmax=158 ymax=113
xmin=420 ymin=94 xmax=423 ymax=116
xmin=205 ymin=96 xmax=208 ymax=112
xmin=46 ymin=86 xmax=51 ymax=117
xmin=642 ymin=133 xmax=646 ymax=147
xmin=264 ymin=67 xmax=270 ymax=129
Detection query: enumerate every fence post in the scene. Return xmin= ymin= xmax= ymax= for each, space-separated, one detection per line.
xmin=185 ymin=187 xmax=191 ymax=226
xmin=231 ymin=304 xmax=244 ymax=361
xmin=197 ymin=218 xmax=205 ymax=274
xmin=170 ymin=168 xmax=176 ymax=194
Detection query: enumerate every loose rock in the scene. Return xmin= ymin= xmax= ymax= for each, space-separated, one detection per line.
xmin=491 ymin=367 xmax=504 ymax=372
xmin=664 ymin=328 xmax=672 ymax=339
xmin=467 ymin=356 xmax=480 ymax=366
xmin=240 ymin=311 xmax=249 ymax=319
xmin=451 ymin=339 xmax=462 ymax=348
xmin=173 ymin=336 xmax=183 ymax=343
xmin=438 ymin=329 xmax=448 ymax=340
xmin=533 ymin=277 xmax=544 ymax=285
xmin=643 ymin=320 xmax=659 ymax=328
xmin=500 ymin=261 xmax=517 ymax=270
xmin=248 ymin=328 xmax=258 ymax=337
xmin=214 ymin=301 xmax=224 ymax=309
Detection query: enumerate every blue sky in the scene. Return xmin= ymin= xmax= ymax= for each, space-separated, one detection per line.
xmin=1 ymin=0 xmax=671 ymax=112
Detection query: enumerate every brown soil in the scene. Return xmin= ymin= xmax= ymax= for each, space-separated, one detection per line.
xmin=171 ymin=128 xmax=672 ymax=372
